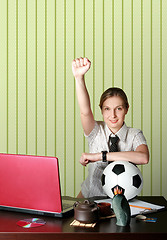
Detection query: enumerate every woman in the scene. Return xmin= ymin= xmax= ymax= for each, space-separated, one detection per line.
xmin=72 ymin=57 xmax=149 ymax=198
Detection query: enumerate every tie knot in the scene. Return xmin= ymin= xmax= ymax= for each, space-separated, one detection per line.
xmin=109 ymin=135 xmax=119 ymax=144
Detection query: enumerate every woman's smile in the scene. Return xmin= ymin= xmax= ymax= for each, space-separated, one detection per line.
xmin=109 ymin=119 xmax=118 ymax=124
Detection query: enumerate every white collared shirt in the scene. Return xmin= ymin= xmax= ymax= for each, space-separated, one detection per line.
xmin=81 ymin=121 xmax=147 ymax=198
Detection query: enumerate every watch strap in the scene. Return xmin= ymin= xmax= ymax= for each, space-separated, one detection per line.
xmin=102 ymin=151 xmax=108 ymax=162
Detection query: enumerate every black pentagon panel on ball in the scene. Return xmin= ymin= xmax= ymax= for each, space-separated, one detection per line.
xmin=133 ymin=174 xmax=142 ymax=188
xmin=101 ymin=174 xmax=105 ymax=186
xmin=112 ymin=164 xmax=125 ymax=175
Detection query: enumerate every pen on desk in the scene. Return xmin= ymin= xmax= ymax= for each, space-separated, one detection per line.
xmin=129 ymin=205 xmax=152 ymax=210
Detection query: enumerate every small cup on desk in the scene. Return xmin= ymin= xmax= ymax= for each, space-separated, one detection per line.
xmin=97 ymin=202 xmax=111 ymax=217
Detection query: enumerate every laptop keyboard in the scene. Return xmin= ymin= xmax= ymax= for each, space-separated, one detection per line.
xmin=62 ymin=199 xmax=75 ymax=210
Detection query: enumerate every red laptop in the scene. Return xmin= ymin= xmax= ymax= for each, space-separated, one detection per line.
xmin=0 ymin=153 xmax=74 ymax=217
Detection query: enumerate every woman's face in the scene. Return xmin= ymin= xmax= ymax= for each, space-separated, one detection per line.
xmin=101 ymin=96 xmax=128 ymax=133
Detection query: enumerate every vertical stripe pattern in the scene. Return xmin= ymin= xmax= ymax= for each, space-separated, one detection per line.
xmin=0 ymin=0 xmax=166 ymax=198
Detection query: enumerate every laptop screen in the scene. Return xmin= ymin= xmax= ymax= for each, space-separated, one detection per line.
xmin=0 ymin=153 xmax=62 ymax=213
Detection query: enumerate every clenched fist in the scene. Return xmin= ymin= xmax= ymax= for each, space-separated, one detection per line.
xmin=72 ymin=57 xmax=91 ymax=79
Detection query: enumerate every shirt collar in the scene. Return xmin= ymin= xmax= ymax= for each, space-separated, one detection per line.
xmin=105 ymin=122 xmax=128 ymax=142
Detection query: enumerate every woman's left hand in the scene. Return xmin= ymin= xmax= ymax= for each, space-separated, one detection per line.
xmin=79 ymin=153 xmax=101 ymax=166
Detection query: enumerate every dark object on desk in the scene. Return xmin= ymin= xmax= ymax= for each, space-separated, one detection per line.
xmin=97 ymin=202 xmax=111 ymax=217
xmin=74 ymin=200 xmax=99 ymax=223
xmin=112 ymin=187 xmax=131 ymax=226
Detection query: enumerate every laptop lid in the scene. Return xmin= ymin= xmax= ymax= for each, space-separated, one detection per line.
xmin=0 ymin=153 xmax=72 ymax=217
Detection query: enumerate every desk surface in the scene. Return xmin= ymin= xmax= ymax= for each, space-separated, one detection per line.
xmin=0 ymin=196 xmax=166 ymax=240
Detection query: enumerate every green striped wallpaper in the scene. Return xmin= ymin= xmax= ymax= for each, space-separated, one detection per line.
xmin=0 ymin=0 xmax=167 ymax=198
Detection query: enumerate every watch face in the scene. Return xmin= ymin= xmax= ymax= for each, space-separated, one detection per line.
xmin=102 ymin=151 xmax=107 ymax=162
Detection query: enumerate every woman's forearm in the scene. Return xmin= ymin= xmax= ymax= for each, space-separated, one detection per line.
xmin=106 ymin=151 xmax=149 ymax=165
xmin=80 ymin=146 xmax=149 ymax=166
xmin=75 ymin=76 xmax=92 ymax=116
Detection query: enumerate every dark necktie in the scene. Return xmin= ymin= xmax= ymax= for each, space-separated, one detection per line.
xmin=109 ymin=135 xmax=119 ymax=152
xmin=108 ymin=135 xmax=119 ymax=164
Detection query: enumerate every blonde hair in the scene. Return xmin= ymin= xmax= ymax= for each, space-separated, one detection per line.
xmin=99 ymin=87 xmax=129 ymax=110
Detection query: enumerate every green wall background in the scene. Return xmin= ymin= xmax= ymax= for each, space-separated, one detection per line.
xmin=0 ymin=0 xmax=167 ymax=198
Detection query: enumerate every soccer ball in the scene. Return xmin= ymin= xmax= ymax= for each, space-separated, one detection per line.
xmin=101 ymin=161 xmax=143 ymax=200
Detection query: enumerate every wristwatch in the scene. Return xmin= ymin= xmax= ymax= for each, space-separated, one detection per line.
xmin=101 ymin=151 xmax=108 ymax=162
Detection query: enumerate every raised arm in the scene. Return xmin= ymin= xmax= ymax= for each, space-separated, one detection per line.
xmin=72 ymin=57 xmax=95 ymax=136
